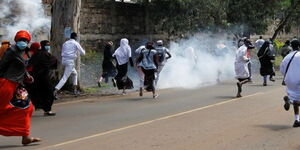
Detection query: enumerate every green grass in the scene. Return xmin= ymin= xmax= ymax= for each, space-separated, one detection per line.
xmin=82 ymin=83 xmax=110 ymax=94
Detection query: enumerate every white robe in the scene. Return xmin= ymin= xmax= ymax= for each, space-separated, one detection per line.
xmin=280 ymin=51 xmax=300 ymax=101
xmin=234 ymin=45 xmax=250 ymax=79
xmin=113 ymin=38 xmax=132 ymax=65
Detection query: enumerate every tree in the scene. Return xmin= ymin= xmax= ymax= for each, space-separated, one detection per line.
xmin=271 ymin=0 xmax=300 ymax=40
xmin=51 ymin=0 xmax=82 ymax=90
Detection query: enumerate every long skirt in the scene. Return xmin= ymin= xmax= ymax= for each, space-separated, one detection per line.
xmin=259 ymin=58 xmax=275 ymax=76
xmin=115 ymin=63 xmax=133 ymax=90
xmin=0 ymin=78 xmax=33 ymax=136
xmin=142 ymin=68 xmax=155 ymax=92
xmin=30 ymin=74 xmax=55 ymax=112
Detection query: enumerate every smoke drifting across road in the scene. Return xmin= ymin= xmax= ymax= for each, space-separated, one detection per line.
xmin=158 ymin=33 xmax=237 ymax=89
xmin=0 ymin=0 xmax=50 ymax=41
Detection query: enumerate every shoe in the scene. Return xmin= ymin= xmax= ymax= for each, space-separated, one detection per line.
xmin=44 ymin=111 xmax=56 ymax=116
xmin=74 ymin=90 xmax=80 ymax=97
xmin=283 ymin=96 xmax=290 ymax=111
xmin=97 ymin=81 xmax=102 ymax=87
xmin=293 ymin=120 xmax=300 ymax=128
xmin=153 ymin=94 xmax=159 ymax=99
xmin=236 ymin=93 xmax=242 ymax=98
xmin=263 ymin=82 xmax=267 ymax=86
xmin=270 ymin=78 xmax=275 ymax=82
xmin=22 ymin=137 xmax=41 ymax=146
xmin=112 ymin=79 xmax=117 ymax=87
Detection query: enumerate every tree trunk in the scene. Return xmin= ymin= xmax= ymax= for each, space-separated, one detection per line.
xmin=271 ymin=0 xmax=300 ymax=41
xmin=51 ymin=0 xmax=82 ymax=90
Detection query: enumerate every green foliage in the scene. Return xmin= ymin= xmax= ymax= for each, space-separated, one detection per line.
xmin=81 ymin=50 xmax=101 ymax=62
xmin=273 ymin=39 xmax=285 ymax=52
xmin=137 ymin=0 xmax=300 ymax=37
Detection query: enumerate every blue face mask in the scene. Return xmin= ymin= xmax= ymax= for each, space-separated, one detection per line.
xmin=16 ymin=41 xmax=28 ymax=50
xmin=45 ymin=46 xmax=50 ymax=51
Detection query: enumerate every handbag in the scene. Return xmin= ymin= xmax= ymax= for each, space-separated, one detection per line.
xmin=282 ymin=51 xmax=298 ymax=86
xmin=10 ymin=86 xmax=30 ymax=109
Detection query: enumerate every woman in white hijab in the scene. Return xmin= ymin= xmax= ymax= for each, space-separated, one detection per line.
xmin=112 ymin=38 xmax=134 ymax=94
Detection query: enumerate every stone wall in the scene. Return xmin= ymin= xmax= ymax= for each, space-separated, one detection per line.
xmin=80 ymin=0 xmax=168 ymax=52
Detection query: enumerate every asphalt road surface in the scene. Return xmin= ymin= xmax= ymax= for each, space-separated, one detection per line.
xmin=0 ymin=75 xmax=297 ymax=150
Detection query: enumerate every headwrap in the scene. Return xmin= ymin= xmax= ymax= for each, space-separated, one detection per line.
xmin=112 ymin=38 xmax=132 ymax=65
xmin=14 ymin=30 xmax=31 ymax=42
xmin=30 ymin=42 xmax=41 ymax=54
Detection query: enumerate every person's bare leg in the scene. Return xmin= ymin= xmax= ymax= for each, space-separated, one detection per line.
xmin=139 ymin=87 xmax=143 ymax=97
xmin=236 ymin=79 xmax=249 ymax=97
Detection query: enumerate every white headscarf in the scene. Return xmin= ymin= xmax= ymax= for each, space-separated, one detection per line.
xmin=113 ymin=38 xmax=132 ymax=65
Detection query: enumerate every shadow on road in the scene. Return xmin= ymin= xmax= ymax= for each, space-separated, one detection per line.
xmin=255 ymin=124 xmax=291 ymax=131
xmin=0 ymin=144 xmax=40 ymax=149
xmin=215 ymin=96 xmax=236 ymax=99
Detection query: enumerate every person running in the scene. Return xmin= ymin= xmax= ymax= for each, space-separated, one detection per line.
xmin=136 ymin=42 xmax=159 ymax=98
xmin=281 ymin=40 xmax=292 ymax=58
xmin=53 ymin=32 xmax=85 ymax=97
xmin=112 ymin=38 xmax=134 ymax=95
xmin=257 ymin=40 xmax=276 ymax=86
xmin=255 ymin=36 xmax=265 ymax=50
xmin=0 ymin=40 xmax=11 ymax=60
xmin=97 ymin=41 xmax=117 ymax=87
xmin=29 ymin=40 xmax=58 ymax=116
xmin=280 ymin=39 xmax=300 ymax=127
xmin=0 ymin=30 xmax=41 ymax=145
xmin=235 ymin=39 xmax=254 ymax=97
xmin=135 ymin=45 xmax=146 ymax=96
xmin=155 ymin=40 xmax=171 ymax=86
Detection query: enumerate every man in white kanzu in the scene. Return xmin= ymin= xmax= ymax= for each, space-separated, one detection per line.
xmin=280 ymin=39 xmax=300 ymax=127
xmin=234 ymin=38 xmax=254 ymax=97
xmin=54 ymin=32 xmax=86 ymax=97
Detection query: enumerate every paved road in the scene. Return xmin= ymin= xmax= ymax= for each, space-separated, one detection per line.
xmin=0 ymin=75 xmax=295 ymax=150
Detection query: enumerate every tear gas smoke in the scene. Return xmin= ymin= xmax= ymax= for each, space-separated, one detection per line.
xmin=0 ymin=0 xmax=51 ymax=42
xmin=158 ymin=33 xmax=237 ymax=89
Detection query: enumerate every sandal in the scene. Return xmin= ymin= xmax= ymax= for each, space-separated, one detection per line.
xmin=22 ymin=137 xmax=41 ymax=146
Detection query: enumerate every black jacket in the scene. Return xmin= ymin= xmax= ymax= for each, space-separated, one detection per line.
xmin=0 ymin=45 xmax=27 ymax=83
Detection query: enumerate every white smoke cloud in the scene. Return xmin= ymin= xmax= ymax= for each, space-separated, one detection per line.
xmin=0 ymin=0 xmax=51 ymax=42
xmin=158 ymin=33 xmax=237 ymax=89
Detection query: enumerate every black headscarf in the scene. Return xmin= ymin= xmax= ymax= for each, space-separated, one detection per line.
xmin=40 ymin=40 xmax=49 ymax=51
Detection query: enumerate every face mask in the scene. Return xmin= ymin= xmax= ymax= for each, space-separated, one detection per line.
xmin=45 ymin=46 xmax=50 ymax=51
xmin=16 ymin=41 xmax=28 ymax=50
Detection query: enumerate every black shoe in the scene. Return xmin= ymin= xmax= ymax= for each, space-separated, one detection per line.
xmin=283 ymin=96 xmax=290 ymax=111
xmin=263 ymin=82 xmax=267 ymax=86
xmin=270 ymin=78 xmax=275 ymax=82
xmin=236 ymin=93 xmax=242 ymax=98
xmin=44 ymin=111 xmax=56 ymax=116
xmin=97 ymin=81 xmax=102 ymax=88
xmin=112 ymin=79 xmax=116 ymax=87
xmin=293 ymin=120 xmax=300 ymax=127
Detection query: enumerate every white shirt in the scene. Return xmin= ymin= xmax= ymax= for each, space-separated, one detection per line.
xmin=135 ymin=45 xmax=146 ymax=54
xmin=255 ymin=39 xmax=265 ymax=50
xmin=61 ymin=39 xmax=85 ymax=61
xmin=280 ymin=51 xmax=300 ymax=101
xmin=234 ymin=45 xmax=250 ymax=79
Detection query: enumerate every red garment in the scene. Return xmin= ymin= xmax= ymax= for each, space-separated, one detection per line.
xmin=14 ymin=30 xmax=31 ymax=42
xmin=246 ymin=49 xmax=251 ymax=58
xmin=30 ymin=42 xmax=40 ymax=54
xmin=0 ymin=78 xmax=33 ymax=136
